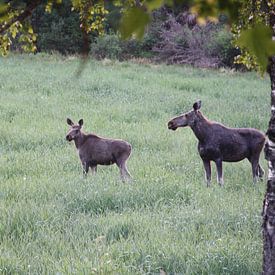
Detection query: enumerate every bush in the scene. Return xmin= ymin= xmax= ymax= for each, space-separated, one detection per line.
xmin=207 ymin=29 xmax=239 ymax=67
xmin=90 ymin=8 xmax=168 ymax=61
xmin=28 ymin=2 xmax=237 ymax=67
xmin=119 ymin=39 xmax=143 ymax=59
xmin=31 ymin=0 xmax=84 ymax=54
xmin=90 ymin=34 xmax=153 ymax=60
xmin=90 ymin=35 xmax=122 ymax=60
xmin=153 ymin=12 xmax=238 ymax=68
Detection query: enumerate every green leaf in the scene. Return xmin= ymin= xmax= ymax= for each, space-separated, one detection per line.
xmin=119 ymin=7 xmax=150 ymax=40
xmin=11 ymin=27 xmax=18 ymax=39
xmin=0 ymin=2 xmax=8 ymax=13
xmin=236 ymin=24 xmax=275 ymax=72
xmin=0 ymin=2 xmax=9 ymax=21
xmin=28 ymin=26 xmax=33 ymax=34
xmin=145 ymin=0 xmax=164 ymax=12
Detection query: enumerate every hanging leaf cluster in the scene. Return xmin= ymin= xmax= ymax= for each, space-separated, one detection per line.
xmin=71 ymin=0 xmax=108 ymax=35
xmin=0 ymin=1 xmax=39 ymax=55
xmin=232 ymin=0 xmax=275 ymax=73
xmin=0 ymin=0 xmax=109 ymax=56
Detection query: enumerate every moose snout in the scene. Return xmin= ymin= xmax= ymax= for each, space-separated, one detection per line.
xmin=168 ymin=121 xmax=177 ymax=131
xmin=66 ymin=135 xmax=72 ymax=141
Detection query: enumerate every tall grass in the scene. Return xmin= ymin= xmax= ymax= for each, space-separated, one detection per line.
xmin=0 ymin=54 xmax=270 ymax=274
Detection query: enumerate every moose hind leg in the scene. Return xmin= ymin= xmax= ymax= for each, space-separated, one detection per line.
xmin=125 ymin=164 xmax=132 ymax=179
xmin=203 ymin=159 xmax=211 ymax=187
xmin=116 ymin=157 xmax=131 ymax=182
xmin=82 ymin=161 xmax=89 ymax=176
xmin=257 ymin=164 xmax=265 ymax=180
xmin=120 ymin=163 xmax=132 ymax=182
xmin=249 ymin=157 xmax=259 ymax=183
xmin=90 ymin=165 xmax=97 ymax=175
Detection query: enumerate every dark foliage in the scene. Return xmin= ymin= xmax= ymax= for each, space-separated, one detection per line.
xmin=90 ymin=7 xmax=168 ymax=60
xmin=31 ymin=0 xmax=84 ymax=54
xmin=27 ymin=3 xmax=238 ymax=68
xmin=90 ymin=34 xmax=156 ymax=60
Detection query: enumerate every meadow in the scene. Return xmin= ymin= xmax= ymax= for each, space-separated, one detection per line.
xmin=0 ymin=54 xmax=271 ymax=274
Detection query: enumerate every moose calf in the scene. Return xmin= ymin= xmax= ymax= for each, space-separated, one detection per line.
xmin=66 ymin=118 xmax=132 ymax=181
xmin=168 ymin=100 xmax=265 ymax=186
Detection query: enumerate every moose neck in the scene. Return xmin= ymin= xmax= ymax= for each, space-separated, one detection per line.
xmin=74 ymin=132 xmax=87 ymax=149
xmin=190 ymin=113 xmax=211 ymax=143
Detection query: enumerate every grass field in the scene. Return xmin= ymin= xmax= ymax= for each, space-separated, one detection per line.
xmin=0 ymin=54 xmax=271 ymax=274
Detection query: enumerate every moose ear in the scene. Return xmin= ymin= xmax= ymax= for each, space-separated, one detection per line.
xmin=78 ymin=119 xmax=83 ymax=127
xmin=67 ymin=118 xmax=74 ymax=126
xmin=193 ymin=100 xmax=202 ymax=111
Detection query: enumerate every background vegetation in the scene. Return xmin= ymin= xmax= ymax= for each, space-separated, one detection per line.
xmin=0 ymin=54 xmax=269 ymax=274
xmin=25 ymin=2 xmax=238 ymax=68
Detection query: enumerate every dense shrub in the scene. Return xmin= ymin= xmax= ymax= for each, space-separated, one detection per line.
xmin=29 ymin=1 xmax=164 ymax=58
xmin=207 ymin=29 xmax=239 ymax=67
xmin=90 ymin=34 xmax=155 ymax=60
xmin=153 ymin=12 xmax=238 ymax=68
xmin=28 ymin=3 xmax=237 ymax=68
xmin=90 ymin=35 xmax=127 ymax=60
xmin=31 ymin=0 xmax=84 ymax=54
xmin=89 ymin=8 xmax=169 ymax=60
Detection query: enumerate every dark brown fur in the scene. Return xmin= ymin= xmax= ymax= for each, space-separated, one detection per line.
xmin=66 ymin=118 xmax=132 ymax=181
xmin=168 ymin=100 xmax=265 ymax=186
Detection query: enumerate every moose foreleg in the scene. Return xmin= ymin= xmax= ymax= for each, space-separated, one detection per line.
xmin=215 ymin=159 xmax=224 ymax=186
xmin=203 ymin=159 xmax=211 ymax=187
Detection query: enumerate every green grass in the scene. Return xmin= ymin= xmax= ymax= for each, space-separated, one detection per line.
xmin=0 ymin=54 xmax=270 ymax=274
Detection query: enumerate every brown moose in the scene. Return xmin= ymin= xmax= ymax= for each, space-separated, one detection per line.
xmin=66 ymin=118 xmax=132 ymax=181
xmin=168 ymin=100 xmax=265 ymax=186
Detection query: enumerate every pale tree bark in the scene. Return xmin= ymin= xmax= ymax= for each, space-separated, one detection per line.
xmin=263 ymin=57 xmax=275 ymax=275
xmin=262 ymin=6 xmax=275 ymax=274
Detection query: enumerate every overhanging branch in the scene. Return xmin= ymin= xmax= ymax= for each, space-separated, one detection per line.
xmin=0 ymin=0 xmax=42 ymax=34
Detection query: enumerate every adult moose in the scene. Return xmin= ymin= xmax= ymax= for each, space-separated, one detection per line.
xmin=66 ymin=118 xmax=132 ymax=181
xmin=168 ymin=100 xmax=265 ymax=186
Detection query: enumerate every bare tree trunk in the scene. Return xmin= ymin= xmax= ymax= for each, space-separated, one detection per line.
xmin=262 ymin=6 xmax=275 ymax=271
xmin=263 ymin=55 xmax=275 ymax=274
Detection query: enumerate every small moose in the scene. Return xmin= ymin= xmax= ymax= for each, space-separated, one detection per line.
xmin=66 ymin=118 xmax=132 ymax=181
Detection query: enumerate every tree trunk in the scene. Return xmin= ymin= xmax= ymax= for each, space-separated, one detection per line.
xmin=262 ymin=5 xmax=275 ymax=273
xmin=263 ymin=56 xmax=275 ymax=274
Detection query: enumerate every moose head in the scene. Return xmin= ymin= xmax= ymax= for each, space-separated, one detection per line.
xmin=66 ymin=118 xmax=84 ymax=141
xmin=168 ymin=100 xmax=202 ymax=131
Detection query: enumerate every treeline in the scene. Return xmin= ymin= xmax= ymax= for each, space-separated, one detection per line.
xmin=28 ymin=1 xmax=238 ymax=68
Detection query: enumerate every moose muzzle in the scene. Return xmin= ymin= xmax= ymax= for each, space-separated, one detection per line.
xmin=66 ymin=135 xmax=73 ymax=141
xmin=168 ymin=121 xmax=177 ymax=131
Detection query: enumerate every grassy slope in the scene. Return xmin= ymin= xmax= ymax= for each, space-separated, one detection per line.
xmin=0 ymin=54 xmax=270 ymax=274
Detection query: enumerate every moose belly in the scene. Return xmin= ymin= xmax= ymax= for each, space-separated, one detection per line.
xmin=220 ymin=143 xmax=248 ymax=162
xmin=90 ymin=154 xmax=116 ymax=166
xmin=94 ymin=159 xmax=115 ymax=166
xmin=79 ymin=150 xmax=115 ymax=166
xmin=199 ymin=146 xmax=220 ymax=160
xmin=199 ymin=145 xmax=248 ymax=162
xmin=222 ymin=154 xmax=246 ymax=162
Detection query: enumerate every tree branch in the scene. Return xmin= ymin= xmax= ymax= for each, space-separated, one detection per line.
xmin=0 ymin=0 xmax=42 ymax=34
